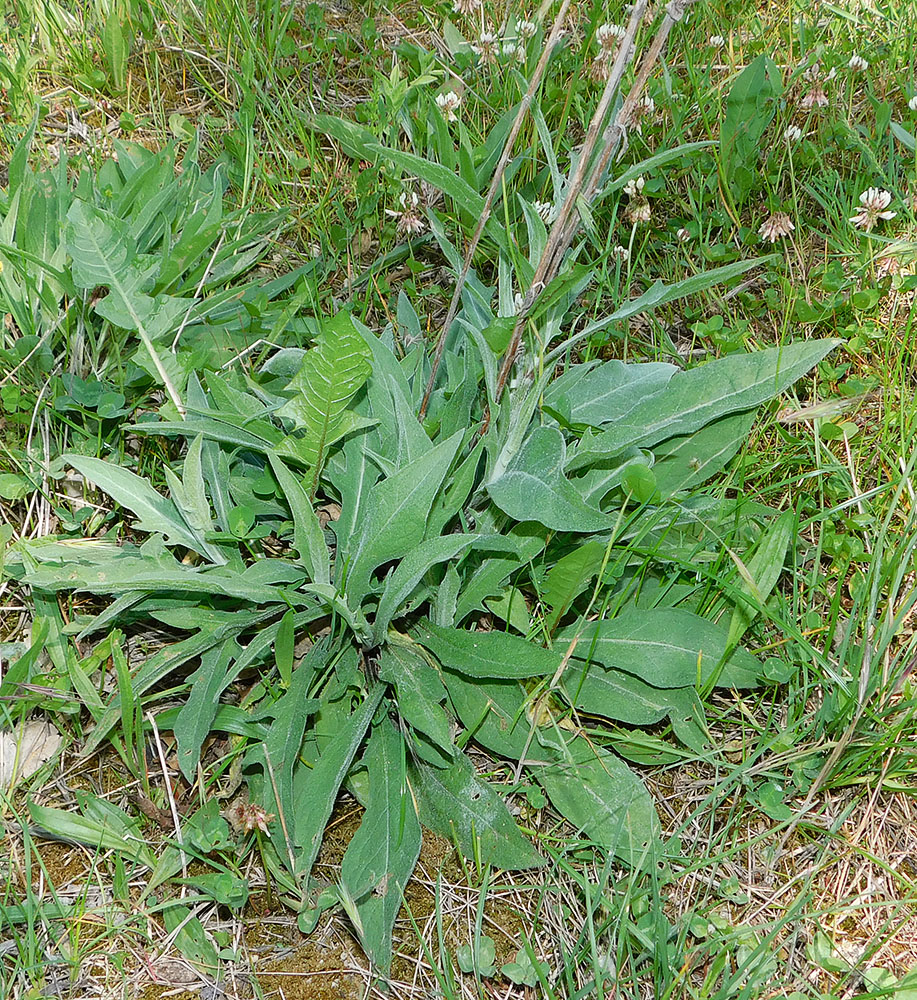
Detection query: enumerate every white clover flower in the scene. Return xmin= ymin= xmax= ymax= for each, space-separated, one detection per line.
xmin=591 ymin=53 xmax=612 ymax=82
xmin=783 ymin=124 xmax=803 ymax=141
xmin=620 ymin=95 xmax=655 ymax=132
xmin=709 ymin=34 xmax=726 ymax=48
xmin=677 ymin=227 xmax=690 ymax=242
xmin=825 ymin=66 xmax=838 ymax=82
xmin=758 ymin=211 xmax=795 ymax=243
xmin=435 ymin=91 xmax=462 ymax=122
xmin=596 ymin=22 xmax=626 ymax=51
xmin=908 ymin=94 xmax=917 ymax=111
xmin=849 ymin=188 xmax=896 ymax=231
xmin=452 ymin=0 xmax=481 ymax=14
xmin=800 ymin=84 xmax=829 ymax=109
xmin=472 ymin=31 xmax=500 ymax=63
xmin=626 ymin=200 xmax=652 ymax=224
xmin=876 ymin=255 xmax=901 ymax=279
xmin=502 ymin=40 xmax=517 ymax=57
xmin=612 ymin=245 xmax=630 ymax=261
xmin=533 ymin=199 xmax=554 ymax=222
xmin=623 ymin=175 xmax=645 ymax=198
xmin=518 ymin=19 xmax=537 ymax=39
xmin=386 ymin=192 xmax=426 ymax=235
xmin=848 ymin=53 xmax=869 ymax=72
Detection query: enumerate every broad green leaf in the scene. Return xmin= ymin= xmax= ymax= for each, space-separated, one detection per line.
xmin=63 ymin=455 xmax=202 ymax=553
xmin=562 ymin=607 xmax=762 ymax=689
xmin=130 ymin=414 xmax=284 ymax=452
xmin=720 ymin=55 xmax=783 ymax=205
xmin=291 ymin=686 xmax=384 ymax=878
xmin=426 ymin=441 xmax=483 ymax=540
xmin=377 ymin=642 xmax=452 ymax=752
xmin=330 ymin=433 xmax=381 ymax=578
xmin=485 ymin=586 xmax=531 ymax=634
xmin=84 ymin=608 xmax=309 ymax=755
xmin=23 ymin=556 xmax=300 ymax=604
xmin=545 ymin=258 xmax=776 ymax=367
xmin=415 ymin=620 xmax=560 ymax=679
xmin=162 ymin=904 xmax=220 ymax=969
xmin=372 ymin=534 xmax=484 ymax=643
xmin=275 ymin=609 xmax=295 ymax=687
xmin=277 ymin=313 xmax=373 ymax=494
xmin=174 ymin=638 xmax=238 ymax=780
xmin=28 ymin=800 xmax=154 ymax=867
xmin=537 ymin=736 xmax=659 ymax=865
xmin=162 ymin=434 xmax=225 ymax=564
xmin=341 ymin=721 xmax=421 ymax=972
xmin=543 ymin=360 xmax=677 ymax=430
xmin=65 ymin=200 xmax=184 ymax=398
xmin=442 ymin=671 xmax=532 ymax=760
xmin=247 ymin=645 xmax=326 ymax=846
xmin=726 ymin=508 xmax=795 ymax=645
xmin=409 ymin=752 xmax=544 ymax=869
xmin=568 ymin=341 xmax=839 ymax=469
xmin=344 ymin=430 xmax=463 ymax=600
xmin=541 ymin=541 xmax=606 ymax=630
xmin=306 ymin=112 xmax=383 ymax=161
xmin=652 ymin=410 xmax=755 ymax=498
xmin=454 ymin=524 xmax=545 ymax=625
xmin=562 ymin=659 xmax=709 ymax=750
xmin=268 ymin=452 xmax=330 ymax=585
xmin=488 ymin=426 xmax=612 ymax=532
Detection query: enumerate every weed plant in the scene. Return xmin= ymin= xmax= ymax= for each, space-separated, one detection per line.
xmin=1 ymin=0 xmax=917 ymax=997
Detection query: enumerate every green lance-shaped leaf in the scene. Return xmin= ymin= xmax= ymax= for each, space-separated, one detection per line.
xmin=291 ymin=686 xmax=384 ymax=879
xmin=561 ymin=659 xmax=710 ymax=750
xmin=63 ymin=454 xmax=205 ymax=556
xmin=720 ymin=55 xmax=783 ymax=206
xmin=568 ymin=340 xmax=840 ymax=470
xmin=560 ymin=606 xmax=762 ymax=689
xmin=537 ymin=736 xmax=660 ymax=866
xmin=268 ymin=452 xmax=330 ymax=585
xmin=415 ymin=620 xmax=561 ymax=680
xmin=341 ymin=721 xmax=422 ymax=972
xmin=541 ymin=540 xmax=606 ymax=631
xmin=29 ymin=797 xmax=155 ymax=867
xmin=409 ymin=752 xmax=544 ymax=870
xmin=487 ymin=426 xmax=613 ymax=533
xmin=343 ymin=430 xmax=463 ymax=603
xmin=65 ymin=200 xmax=184 ymax=410
xmin=174 ymin=637 xmax=239 ymax=780
xmin=277 ymin=312 xmax=373 ymax=496
xmin=376 ymin=642 xmax=453 ymax=753
xmin=543 ymin=359 xmax=678 ymax=431
xmin=651 ymin=410 xmax=755 ymax=498
xmin=441 ymin=671 xmax=532 ymax=760
xmin=726 ymin=508 xmax=795 ymax=646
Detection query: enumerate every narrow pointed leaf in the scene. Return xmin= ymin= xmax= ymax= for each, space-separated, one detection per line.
xmin=488 ymin=426 xmax=612 ymax=532
xmin=409 ymin=753 xmax=543 ymax=869
xmin=291 ymin=686 xmax=384 ymax=878
xmin=268 ymin=452 xmax=330 ymax=585
xmin=537 ymin=736 xmax=659 ymax=865
xmin=64 ymin=455 xmax=201 ymax=553
xmin=342 ymin=721 xmax=421 ymax=972
xmin=568 ymin=341 xmax=839 ymax=468
xmin=416 ymin=620 xmax=560 ymax=679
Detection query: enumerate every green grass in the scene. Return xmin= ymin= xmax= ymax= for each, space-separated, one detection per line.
xmin=2 ymin=0 xmax=917 ymax=997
